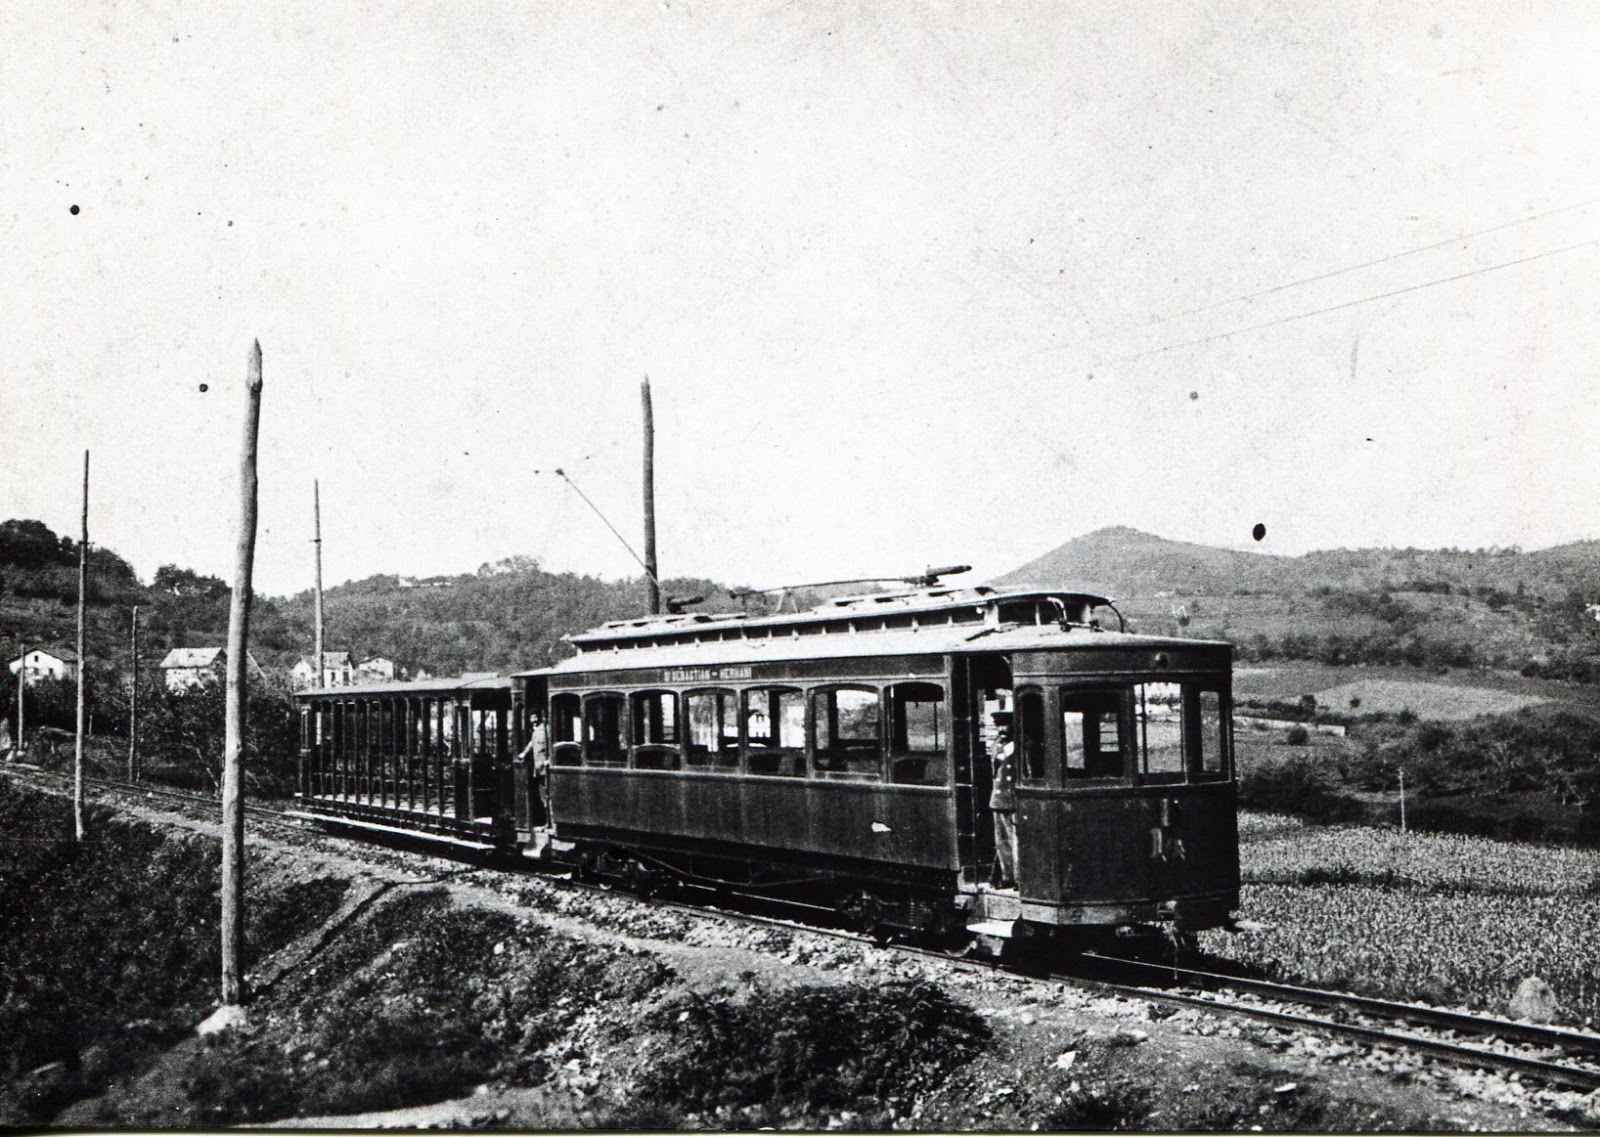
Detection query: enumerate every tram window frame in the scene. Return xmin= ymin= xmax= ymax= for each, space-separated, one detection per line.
xmin=1015 ymin=687 xmax=1049 ymax=784
xmin=742 ymin=686 xmax=806 ymax=777
xmin=684 ymin=688 xmax=741 ymax=771
xmin=550 ymin=692 xmax=582 ymax=766
xmin=583 ymin=693 xmax=628 ymax=767
xmin=1059 ymin=687 xmax=1130 ymax=782
xmin=1192 ymin=686 xmax=1230 ymax=780
xmin=888 ymin=681 xmax=947 ymax=785
xmin=630 ymin=689 xmax=681 ymax=771
xmin=811 ymin=684 xmax=883 ymax=780
xmin=1135 ymin=682 xmax=1187 ymax=784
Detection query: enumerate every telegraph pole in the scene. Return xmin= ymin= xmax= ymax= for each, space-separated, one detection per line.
xmin=74 ymin=450 xmax=88 ymax=842
xmin=313 ymin=480 xmax=325 ymax=689
xmin=641 ymin=376 xmax=660 ymax=616
xmin=128 ymin=606 xmax=140 ymax=780
xmin=15 ymin=641 xmax=25 ymax=760
xmin=221 ymin=340 xmax=263 ymax=1006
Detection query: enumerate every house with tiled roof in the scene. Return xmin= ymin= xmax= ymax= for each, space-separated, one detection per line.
xmin=159 ymin=647 xmax=267 ymax=692
xmin=290 ymin=651 xmax=355 ymax=691
xmin=8 ymin=646 xmax=79 ymax=683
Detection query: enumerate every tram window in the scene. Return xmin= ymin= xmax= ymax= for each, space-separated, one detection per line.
xmin=1136 ymin=683 xmax=1185 ymax=782
xmin=889 ymin=682 xmax=946 ymax=785
xmin=1016 ymin=688 xmax=1047 ymax=782
xmin=1061 ymin=689 xmax=1127 ymax=780
xmin=551 ymin=693 xmax=582 ymax=766
xmin=584 ymin=694 xmax=627 ymax=767
xmin=812 ymin=686 xmax=882 ymax=779
xmin=685 ymin=690 xmax=740 ymax=770
xmin=743 ymin=687 xmax=806 ymax=776
xmin=630 ymin=690 xmax=680 ymax=770
xmin=1196 ymin=689 xmax=1227 ymax=777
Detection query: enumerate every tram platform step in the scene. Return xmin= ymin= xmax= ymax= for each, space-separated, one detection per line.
xmin=285 ymin=810 xmax=503 ymax=852
xmin=966 ymin=919 xmax=1019 ymax=939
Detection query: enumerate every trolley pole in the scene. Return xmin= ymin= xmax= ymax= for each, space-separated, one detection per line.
xmin=221 ymin=339 xmax=263 ymax=1007
xmin=313 ymin=479 xmax=325 ymax=689
xmin=641 ymin=376 xmax=660 ymax=616
xmin=74 ymin=450 xmax=89 ymax=842
xmin=128 ymin=606 xmax=140 ymax=780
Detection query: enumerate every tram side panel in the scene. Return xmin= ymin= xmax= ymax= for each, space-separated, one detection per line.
xmin=548 ymin=765 xmax=954 ymax=881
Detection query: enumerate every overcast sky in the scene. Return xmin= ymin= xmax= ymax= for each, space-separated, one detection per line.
xmin=4 ymin=1 xmax=1598 ymax=598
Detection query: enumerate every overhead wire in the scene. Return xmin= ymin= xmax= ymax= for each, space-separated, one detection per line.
xmin=1098 ymin=236 xmax=1600 ymax=366
xmin=1134 ymin=194 xmax=1600 ymax=330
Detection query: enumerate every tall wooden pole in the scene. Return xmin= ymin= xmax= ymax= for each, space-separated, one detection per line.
xmin=15 ymin=641 xmax=25 ymax=759
xmin=128 ymin=606 xmax=140 ymax=780
xmin=221 ymin=340 xmax=263 ymax=1006
xmin=641 ymin=376 xmax=659 ymax=616
xmin=313 ymin=480 xmax=325 ymax=689
xmin=74 ymin=450 xmax=89 ymax=841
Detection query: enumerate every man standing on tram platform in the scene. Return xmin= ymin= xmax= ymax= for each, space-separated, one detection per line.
xmin=989 ymin=712 xmax=1018 ymax=890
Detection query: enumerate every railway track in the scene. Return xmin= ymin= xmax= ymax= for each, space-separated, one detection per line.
xmin=1064 ymin=953 xmax=1600 ymax=1094
xmin=11 ymin=764 xmax=1600 ymax=1096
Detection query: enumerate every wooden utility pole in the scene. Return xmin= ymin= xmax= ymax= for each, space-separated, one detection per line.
xmin=15 ymin=641 xmax=25 ymax=760
xmin=128 ymin=606 xmax=140 ymax=780
xmin=641 ymin=376 xmax=660 ymax=615
xmin=74 ymin=450 xmax=88 ymax=841
xmin=221 ymin=340 xmax=264 ymax=1006
xmin=313 ymin=480 xmax=325 ymax=689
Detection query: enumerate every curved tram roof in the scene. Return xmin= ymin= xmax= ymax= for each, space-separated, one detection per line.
xmin=515 ymin=586 xmax=1229 ymax=677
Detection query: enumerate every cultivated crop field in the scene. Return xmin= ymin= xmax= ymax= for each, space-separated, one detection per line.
xmin=1205 ymin=814 xmax=1600 ymax=1026
xmin=1233 ymin=663 xmax=1600 ymax=717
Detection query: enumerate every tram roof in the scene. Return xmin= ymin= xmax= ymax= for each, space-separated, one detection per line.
xmin=512 ymin=591 xmax=1222 ymax=681
xmin=565 ymin=587 xmax=1114 ymax=646
xmin=296 ymin=674 xmax=511 ymax=699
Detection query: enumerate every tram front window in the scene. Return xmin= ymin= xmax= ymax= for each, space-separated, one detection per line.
xmin=1060 ymin=683 xmax=1230 ymax=783
xmin=1061 ymin=690 xmax=1126 ymax=780
xmin=1135 ymin=682 xmax=1186 ymax=783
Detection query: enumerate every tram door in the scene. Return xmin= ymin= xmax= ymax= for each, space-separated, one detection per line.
xmin=952 ymin=654 xmax=1013 ymax=887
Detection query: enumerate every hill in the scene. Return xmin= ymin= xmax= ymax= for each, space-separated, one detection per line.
xmin=5 ymin=514 xmax=1600 ymax=702
xmin=0 ymin=518 xmax=776 ymax=689
xmin=1000 ymin=526 xmax=1600 ymax=602
xmin=998 ymin=526 xmax=1290 ymax=596
xmin=997 ymin=527 xmax=1600 ymax=679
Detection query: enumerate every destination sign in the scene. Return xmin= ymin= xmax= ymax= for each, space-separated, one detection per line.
xmin=664 ymin=665 xmax=754 ymax=683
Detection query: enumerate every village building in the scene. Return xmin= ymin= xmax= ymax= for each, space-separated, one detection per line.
xmin=159 ymin=647 xmax=268 ymax=692
xmin=289 ymin=651 xmax=356 ymax=691
xmin=7 ymin=646 xmax=79 ymax=683
xmin=356 ymin=656 xmax=398 ymax=684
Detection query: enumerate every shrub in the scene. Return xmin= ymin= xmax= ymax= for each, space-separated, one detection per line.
xmin=1285 ymin=725 xmax=1309 ymax=746
xmin=1238 ymin=756 xmax=1363 ymax=824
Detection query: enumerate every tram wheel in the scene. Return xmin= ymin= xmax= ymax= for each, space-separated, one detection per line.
xmin=839 ymin=889 xmax=888 ymax=942
xmin=628 ymin=860 xmax=662 ymax=901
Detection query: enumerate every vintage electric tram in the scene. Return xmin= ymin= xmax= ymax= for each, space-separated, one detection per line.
xmin=295 ymin=583 xmax=1239 ymax=944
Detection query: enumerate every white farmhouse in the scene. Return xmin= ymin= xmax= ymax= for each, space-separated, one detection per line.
xmin=290 ymin=651 xmax=355 ymax=690
xmin=8 ymin=647 xmax=79 ymax=683
xmin=160 ymin=647 xmax=267 ymax=692
xmin=356 ymin=656 xmax=397 ymax=684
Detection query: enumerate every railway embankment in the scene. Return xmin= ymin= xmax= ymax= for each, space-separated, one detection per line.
xmin=1 ymin=777 xmax=1593 ymax=1130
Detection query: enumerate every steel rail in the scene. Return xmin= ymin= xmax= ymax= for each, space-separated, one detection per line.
xmin=1069 ymin=974 xmax=1600 ymax=1093
xmin=1081 ymin=952 xmax=1600 ymax=1059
